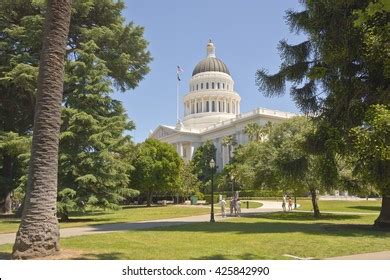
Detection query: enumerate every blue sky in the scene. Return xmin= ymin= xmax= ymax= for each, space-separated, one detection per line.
xmin=117 ymin=0 xmax=306 ymax=142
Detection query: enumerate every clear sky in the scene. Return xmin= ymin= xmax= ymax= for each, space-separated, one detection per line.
xmin=117 ymin=0 xmax=306 ymax=142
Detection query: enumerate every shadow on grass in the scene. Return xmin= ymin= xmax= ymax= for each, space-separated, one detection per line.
xmin=247 ymin=212 xmax=362 ymax=221
xmin=0 ymin=251 xmax=11 ymax=259
xmin=347 ymin=206 xmax=381 ymax=212
xmin=129 ymin=213 xmax=389 ymax=238
xmin=74 ymin=252 xmax=125 ymax=260
xmin=193 ymin=253 xmax=268 ymax=260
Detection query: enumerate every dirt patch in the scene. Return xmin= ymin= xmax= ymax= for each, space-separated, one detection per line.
xmin=36 ymin=249 xmax=89 ymax=260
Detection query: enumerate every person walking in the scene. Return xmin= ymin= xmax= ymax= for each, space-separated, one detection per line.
xmin=236 ymin=199 xmax=241 ymax=217
xmin=220 ymin=198 xmax=227 ymax=218
xmin=282 ymin=195 xmax=287 ymax=212
xmin=288 ymin=196 xmax=293 ymax=211
xmin=230 ymin=198 xmax=235 ymax=215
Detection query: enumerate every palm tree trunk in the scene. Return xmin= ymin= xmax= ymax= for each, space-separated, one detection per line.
xmin=12 ymin=0 xmax=72 ymax=259
xmin=374 ymin=196 xmax=390 ymax=228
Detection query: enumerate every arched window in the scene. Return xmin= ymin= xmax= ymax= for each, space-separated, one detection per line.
xmin=212 ymin=82 xmax=215 ymax=89
xmin=212 ymin=101 xmax=216 ymax=112
xmin=217 ymin=82 xmax=220 ymax=89
xmin=206 ymin=82 xmax=209 ymax=89
xmin=206 ymin=101 xmax=210 ymax=112
xmin=201 ymin=83 xmax=203 ymax=89
xmin=218 ymin=101 xmax=221 ymax=112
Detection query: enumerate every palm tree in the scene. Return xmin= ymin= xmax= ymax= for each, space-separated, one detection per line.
xmin=222 ymin=135 xmax=237 ymax=163
xmin=259 ymin=121 xmax=273 ymax=141
xmin=12 ymin=0 xmax=72 ymax=259
xmin=244 ymin=123 xmax=261 ymax=141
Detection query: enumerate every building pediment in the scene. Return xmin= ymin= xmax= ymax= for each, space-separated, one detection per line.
xmin=150 ymin=125 xmax=177 ymax=139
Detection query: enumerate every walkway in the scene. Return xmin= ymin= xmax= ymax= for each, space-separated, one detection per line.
xmin=0 ymin=201 xmax=280 ymax=245
xmin=326 ymin=251 xmax=390 ymax=260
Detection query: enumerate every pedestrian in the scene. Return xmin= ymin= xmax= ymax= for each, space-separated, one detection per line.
xmin=220 ymin=198 xmax=227 ymax=218
xmin=282 ymin=195 xmax=287 ymax=212
xmin=230 ymin=198 xmax=235 ymax=215
xmin=236 ymin=199 xmax=241 ymax=216
xmin=288 ymin=196 xmax=293 ymax=211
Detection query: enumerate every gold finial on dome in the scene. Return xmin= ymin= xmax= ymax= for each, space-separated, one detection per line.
xmin=207 ymin=39 xmax=216 ymax=58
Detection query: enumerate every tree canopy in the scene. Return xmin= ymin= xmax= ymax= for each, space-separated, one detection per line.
xmin=131 ymin=139 xmax=183 ymax=206
xmin=0 ymin=0 xmax=152 ymax=212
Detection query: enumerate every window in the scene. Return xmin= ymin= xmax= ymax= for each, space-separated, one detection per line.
xmin=183 ymin=148 xmax=187 ymax=157
xmin=227 ymin=84 xmax=229 ymax=90
xmin=206 ymin=82 xmax=209 ymax=89
xmin=227 ymin=103 xmax=230 ymax=113
xmin=191 ymin=103 xmax=194 ymax=114
xmin=223 ymin=83 xmax=225 ymax=89
xmin=196 ymin=84 xmax=198 ymax=90
xmin=223 ymin=101 xmax=225 ymax=112
xmin=212 ymin=82 xmax=215 ymax=89
xmin=232 ymin=103 xmax=235 ymax=114
xmin=206 ymin=101 xmax=209 ymax=112
xmin=218 ymin=101 xmax=221 ymax=112
xmin=201 ymin=83 xmax=203 ymax=89
xmin=212 ymin=101 xmax=216 ymax=112
xmin=217 ymin=82 xmax=220 ymax=89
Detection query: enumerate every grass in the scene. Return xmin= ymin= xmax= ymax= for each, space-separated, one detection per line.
xmin=0 ymin=205 xmax=210 ymax=234
xmin=1 ymin=212 xmax=388 ymax=260
xmin=298 ymin=200 xmax=381 ymax=213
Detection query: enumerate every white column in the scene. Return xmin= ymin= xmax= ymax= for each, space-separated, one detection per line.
xmin=178 ymin=142 xmax=183 ymax=157
xmin=190 ymin=145 xmax=195 ymax=159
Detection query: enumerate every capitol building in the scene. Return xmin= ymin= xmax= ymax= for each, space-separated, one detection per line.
xmin=150 ymin=41 xmax=296 ymax=170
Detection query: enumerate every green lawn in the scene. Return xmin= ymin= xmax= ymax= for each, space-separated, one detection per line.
xmin=298 ymin=199 xmax=381 ymax=213
xmin=0 ymin=205 xmax=210 ymax=234
xmin=1 ymin=212 xmax=388 ymax=260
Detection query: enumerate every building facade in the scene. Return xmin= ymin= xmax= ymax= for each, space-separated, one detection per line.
xmin=150 ymin=41 xmax=296 ymax=170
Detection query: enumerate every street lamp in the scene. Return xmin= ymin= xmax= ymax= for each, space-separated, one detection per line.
xmin=230 ymin=174 xmax=234 ymax=197
xmin=209 ymin=158 xmax=216 ymax=223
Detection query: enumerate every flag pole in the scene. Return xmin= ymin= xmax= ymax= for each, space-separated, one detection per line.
xmin=176 ymin=78 xmax=179 ymax=123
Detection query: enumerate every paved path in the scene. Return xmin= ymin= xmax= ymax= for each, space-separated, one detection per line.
xmin=0 ymin=201 xmax=280 ymax=245
xmin=326 ymin=251 xmax=390 ymax=260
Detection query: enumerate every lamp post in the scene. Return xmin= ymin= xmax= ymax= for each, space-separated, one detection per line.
xmin=209 ymin=158 xmax=215 ymax=223
xmin=230 ymin=174 xmax=234 ymax=197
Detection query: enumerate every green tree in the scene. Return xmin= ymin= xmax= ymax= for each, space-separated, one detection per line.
xmin=57 ymin=41 xmax=139 ymax=220
xmin=0 ymin=133 xmax=30 ymax=213
xmin=244 ymin=121 xmax=273 ymax=142
xmin=255 ymin=0 xmax=389 ymax=224
xmin=0 ymin=0 xmax=152 ymax=211
xmin=13 ymin=0 xmax=72 ymax=259
xmin=177 ymin=163 xmax=201 ymax=200
xmin=131 ymin=139 xmax=182 ymax=207
xmin=244 ymin=123 xmax=261 ymax=142
xmin=350 ymin=105 xmax=390 ymax=227
xmin=191 ymin=141 xmax=216 ymax=193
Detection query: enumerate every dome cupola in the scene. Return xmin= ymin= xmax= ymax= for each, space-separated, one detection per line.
xmin=183 ymin=40 xmax=241 ymax=131
xmin=192 ymin=40 xmax=230 ymax=76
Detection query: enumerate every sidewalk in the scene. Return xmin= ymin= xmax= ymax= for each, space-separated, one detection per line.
xmin=0 ymin=201 xmax=280 ymax=245
xmin=326 ymin=251 xmax=390 ymax=260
